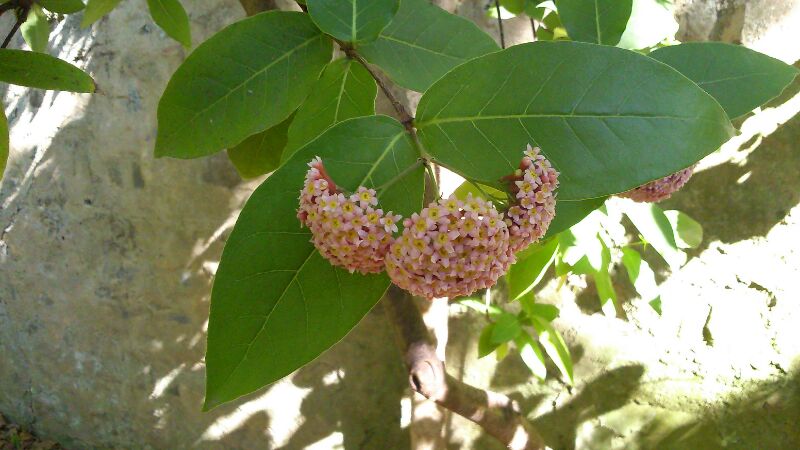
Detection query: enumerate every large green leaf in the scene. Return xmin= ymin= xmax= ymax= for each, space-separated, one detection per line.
xmin=415 ymin=42 xmax=734 ymax=200
xmin=205 ymin=115 xmax=424 ymax=409
xmin=282 ymin=58 xmax=377 ymax=162
xmin=545 ymin=197 xmax=607 ymax=239
xmin=358 ymin=0 xmax=499 ymax=92
xmin=0 ymin=49 xmax=95 ymax=92
xmin=1 ymin=108 xmax=8 ymax=180
xmin=508 ymin=237 xmax=559 ymax=301
xmin=227 ymin=113 xmax=294 ymax=179
xmin=81 ymin=0 xmax=121 ymax=28
xmin=622 ymin=200 xmax=686 ymax=268
xmin=616 ymin=0 xmax=677 ymax=50
xmin=21 ymin=5 xmax=50 ymax=53
xmin=554 ymin=0 xmax=632 ymax=45
xmin=147 ymin=0 xmax=192 ymax=48
xmin=155 ymin=12 xmax=332 ymax=159
xmin=664 ymin=209 xmax=703 ymax=249
xmin=38 ymin=0 xmax=85 ymax=14
xmin=306 ymin=0 xmax=399 ymax=43
xmin=650 ymin=42 xmax=800 ymax=119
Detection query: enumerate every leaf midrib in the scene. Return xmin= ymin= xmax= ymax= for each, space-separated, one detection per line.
xmin=419 ymin=113 xmax=717 ymax=127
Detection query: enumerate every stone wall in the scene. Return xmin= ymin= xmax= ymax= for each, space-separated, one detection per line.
xmin=1 ymin=1 xmax=799 ymax=449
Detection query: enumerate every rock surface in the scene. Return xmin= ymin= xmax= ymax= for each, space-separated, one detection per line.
xmin=1 ymin=0 xmax=799 ymax=449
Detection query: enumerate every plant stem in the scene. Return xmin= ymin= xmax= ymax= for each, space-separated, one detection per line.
xmin=375 ymin=158 xmax=425 ymax=193
xmin=530 ymin=18 xmax=537 ymax=41
xmin=1 ymin=7 xmax=26 ymax=49
xmin=494 ymin=0 xmax=506 ymax=49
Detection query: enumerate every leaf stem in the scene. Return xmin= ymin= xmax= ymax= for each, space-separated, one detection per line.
xmin=374 ymin=158 xmax=425 ymax=193
xmin=1 ymin=5 xmax=27 ymax=49
xmin=494 ymin=0 xmax=505 ymax=49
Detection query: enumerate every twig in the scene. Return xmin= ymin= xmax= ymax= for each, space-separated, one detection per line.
xmin=384 ymin=286 xmax=547 ymax=450
xmin=1 ymin=6 xmax=27 ymax=49
xmin=530 ymin=18 xmax=537 ymax=42
xmin=495 ymin=0 xmax=506 ymax=49
xmin=0 ymin=2 xmax=16 ymax=18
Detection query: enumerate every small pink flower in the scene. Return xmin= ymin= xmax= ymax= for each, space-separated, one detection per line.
xmin=618 ymin=166 xmax=696 ymax=203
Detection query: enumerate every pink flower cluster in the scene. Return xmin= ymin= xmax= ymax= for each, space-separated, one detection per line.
xmin=298 ymin=157 xmax=402 ymax=274
xmin=385 ymin=194 xmax=514 ymax=300
xmin=504 ymin=145 xmax=559 ymax=254
xmin=619 ymin=165 xmax=696 ymax=203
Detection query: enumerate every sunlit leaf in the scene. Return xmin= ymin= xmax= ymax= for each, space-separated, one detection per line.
xmin=622 ymin=200 xmax=686 ymax=268
xmin=554 ymin=0 xmax=632 ymax=45
xmin=621 ymin=247 xmax=659 ymax=303
xmin=478 ymin=323 xmax=500 ymax=358
xmin=520 ymin=295 xmax=560 ymax=322
xmin=491 ymin=313 xmax=522 ymax=344
xmin=663 ymin=210 xmax=703 ymax=249
xmin=415 ymin=42 xmax=734 ymax=200
xmin=0 ymin=108 xmax=8 ymax=180
xmin=38 ymin=0 xmax=85 ymax=14
xmin=205 ymin=116 xmax=424 ymax=409
xmin=0 ymin=49 xmax=95 ymax=92
xmin=649 ymin=297 xmax=662 ymax=315
xmin=81 ymin=0 xmax=121 ymax=28
xmin=358 ymin=0 xmax=499 ymax=92
xmin=532 ymin=316 xmax=573 ymax=384
xmin=227 ymin=114 xmax=294 ymax=179
xmin=306 ymin=0 xmax=399 ymax=43
xmin=458 ymin=298 xmax=504 ymax=319
xmin=650 ymin=42 xmax=799 ymax=119
xmin=545 ymin=196 xmax=607 ymax=239
xmin=508 ymin=238 xmax=559 ymax=301
xmin=452 ymin=180 xmax=507 ymax=203
xmin=616 ymin=0 xmax=677 ymax=50
xmin=155 ymin=12 xmax=332 ymax=159
xmin=282 ymin=58 xmax=376 ymax=162
xmin=515 ymin=332 xmax=547 ymax=379
xmin=21 ymin=5 xmax=50 ymax=53
xmin=147 ymin=0 xmax=192 ymax=48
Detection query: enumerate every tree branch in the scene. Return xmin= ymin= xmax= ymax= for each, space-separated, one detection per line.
xmin=495 ymin=0 xmax=506 ymax=49
xmin=1 ymin=6 xmax=27 ymax=49
xmin=384 ymin=286 xmax=547 ymax=450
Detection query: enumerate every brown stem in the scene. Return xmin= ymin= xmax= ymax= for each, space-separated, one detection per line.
xmin=1 ymin=6 xmax=27 ymax=49
xmin=495 ymin=0 xmax=506 ymax=49
xmin=384 ymin=286 xmax=547 ymax=450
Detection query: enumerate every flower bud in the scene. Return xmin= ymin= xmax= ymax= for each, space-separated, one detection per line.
xmin=619 ymin=166 xmax=695 ymax=203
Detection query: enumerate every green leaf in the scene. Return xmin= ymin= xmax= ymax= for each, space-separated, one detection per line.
xmin=21 ymin=5 xmax=50 ymax=53
xmin=478 ymin=323 xmax=500 ymax=358
xmin=650 ymin=42 xmax=800 ymax=119
xmin=621 ymin=247 xmax=659 ymax=302
xmin=227 ymin=113 xmax=293 ymax=179
xmin=81 ymin=0 xmax=121 ymax=28
xmin=1 ymin=108 xmax=7 ymax=180
xmin=38 ymin=0 xmax=85 ymax=14
xmin=306 ymin=0 xmax=399 ymax=43
xmin=515 ymin=332 xmax=547 ymax=380
xmin=491 ymin=313 xmax=522 ymax=344
xmin=554 ymin=0 xmax=632 ymax=45
xmin=664 ymin=209 xmax=703 ymax=249
xmin=452 ymin=180 xmax=507 ymax=203
xmin=415 ymin=42 xmax=734 ymax=200
xmin=358 ymin=0 xmax=500 ymax=92
xmin=0 ymin=49 xmax=95 ymax=92
xmin=508 ymin=238 xmax=559 ymax=301
xmin=622 ymin=200 xmax=686 ymax=268
xmin=147 ymin=0 xmax=192 ymax=48
xmin=616 ymin=0 xmax=677 ymax=50
xmin=532 ymin=316 xmax=573 ymax=384
xmin=155 ymin=12 xmax=332 ymax=159
xmin=519 ymin=294 xmax=560 ymax=322
xmin=649 ymin=297 xmax=662 ymax=315
xmin=458 ymin=298 xmax=504 ymax=319
xmin=205 ymin=115 xmax=424 ymax=409
xmin=500 ymin=0 xmax=526 ymax=15
xmin=545 ymin=196 xmax=607 ymax=239
xmin=282 ymin=58 xmax=377 ymax=162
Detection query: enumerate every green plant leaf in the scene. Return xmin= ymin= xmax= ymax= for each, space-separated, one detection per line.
xmin=155 ymin=11 xmax=332 ymax=159
xmin=650 ymin=42 xmax=800 ymax=119
xmin=147 ymin=0 xmax=192 ymax=48
xmin=649 ymin=297 xmax=662 ymax=315
xmin=306 ymin=0 xmax=399 ymax=43
xmin=515 ymin=332 xmax=547 ymax=379
xmin=1 ymin=108 xmax=7 ymax=180
xmin=491 ymin=313 xmax=522 ymax=344
xmin=554 ymin=0 xmax=632 ymax=45
xmin=616 ymin=0 xmax=677 ymax=50
xmin=478 ymin=323 xmax=501 ymax=358
xmin=81 ymin=0 xmax=121 ymax=28
xmin=358 ymin=0 xmax=500 ymax=92
xmin=519 ymin=293 xmax=560 ymax=322
xmin=415 ymin=42 xmax=734 ymax=200
xmin=532 ymin=316 xmax=573 ymax=384
xmin=21 ymin=5 xmax=50 ymax=53
xmin=621 ymin=247 xmax=659 ymax=302
xmin=545 ymin=197 xmax=607 ymax=239
xmin=458 ymin=298 xmax=504 ymax=319
xmin=282 ymin=58 xmax=377 ymax=162
xmin=0 ymin=49 xmax=95 ymax=92
xmin=508 ymin=238 xmax=559 ymax=301
xmin=38 ymin=0 xmax=85 ymax=14
xmin=205 ymin=115 xmax=424 ymax=409
xmin=663 ymin=209 xmax=703 ymax=249
xmin=227 ymin=113 xmax=294 ymax=179
xmin=622 ymin=200 xmax=686 ymax=268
